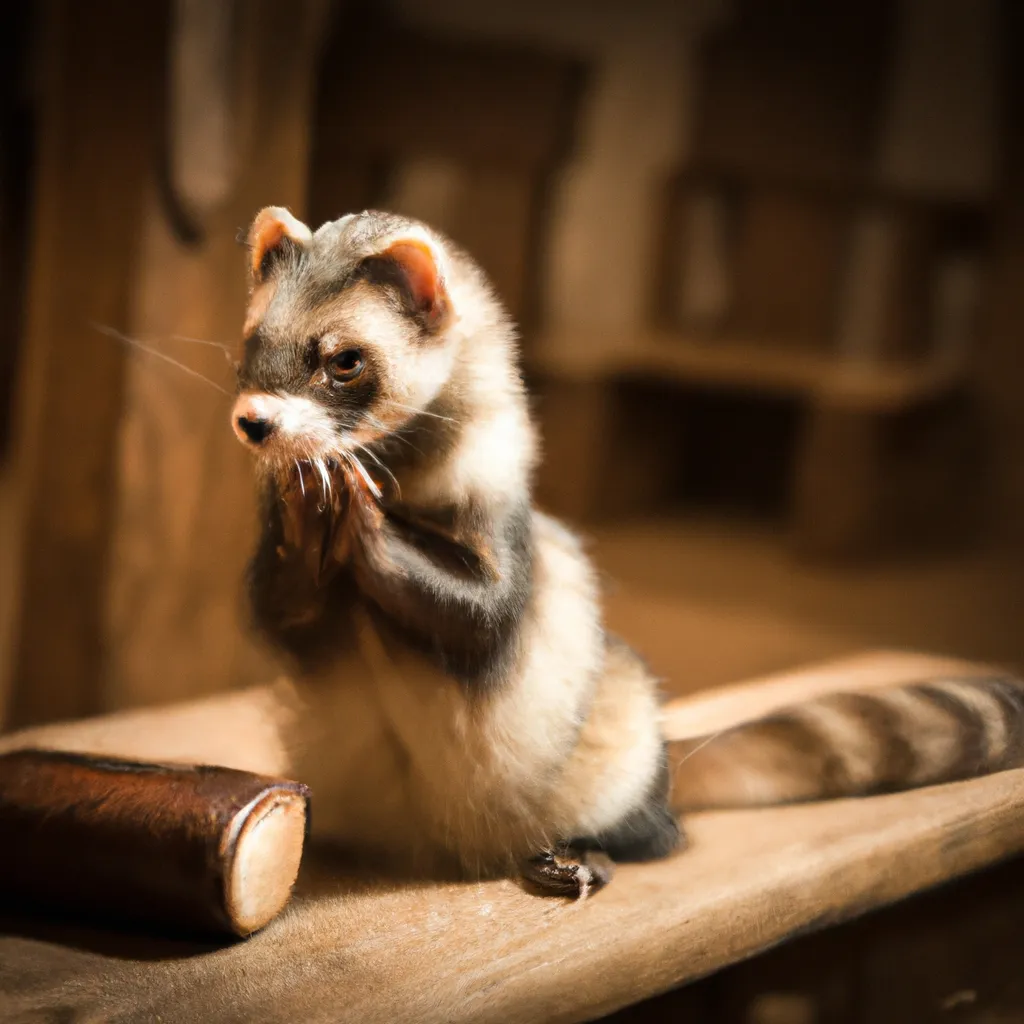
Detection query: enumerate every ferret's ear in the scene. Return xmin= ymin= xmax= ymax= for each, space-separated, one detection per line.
xmin=359 ymin=239 xmax=450 ymax=332
xmin=246 ymin=206 xmax=312 ymax=283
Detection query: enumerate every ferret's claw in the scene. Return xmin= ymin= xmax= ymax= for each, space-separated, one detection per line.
xmin=519 ymin=847 xmax=614 ymax=900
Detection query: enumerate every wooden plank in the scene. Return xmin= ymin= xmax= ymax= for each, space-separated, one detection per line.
xmin=2 ymin=0 xmax=167 ymax=727
xmin=2 ymin=652 xmax=1024 ymax=1022
xmin=660 ymin=649 xmax=992 ymax=738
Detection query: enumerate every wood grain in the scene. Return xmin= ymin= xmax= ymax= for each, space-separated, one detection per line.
xmin=1 ymin=651 xmax=1023 ymax=1022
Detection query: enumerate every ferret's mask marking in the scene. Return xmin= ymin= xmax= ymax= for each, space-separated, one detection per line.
xmin=232 ymin=208 xmax=454 ymax=473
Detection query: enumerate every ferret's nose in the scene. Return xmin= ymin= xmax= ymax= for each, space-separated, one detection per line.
xmin=232 ymin=394 xmax=277 ymax=447
xmin=236 ymin=414 xmax=274 ymax=445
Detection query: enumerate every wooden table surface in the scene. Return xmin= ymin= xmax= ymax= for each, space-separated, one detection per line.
xmin=2 ymin=651 xmax=1023 ymax=1023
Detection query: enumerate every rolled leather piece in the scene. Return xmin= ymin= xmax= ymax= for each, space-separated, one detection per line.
xmin=0 ymin=748 xmax=310 ymax=937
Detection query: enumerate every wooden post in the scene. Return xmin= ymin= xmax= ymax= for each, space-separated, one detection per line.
xmin=104 ymin=0 xmax=328 ymax=711
xmin=2 ymin=0 xmax=169 ymax=728
xmin=3 ymin=0 xmax=329 ymax=727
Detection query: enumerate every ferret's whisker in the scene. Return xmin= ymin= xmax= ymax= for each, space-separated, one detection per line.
xmin=393 ymin=433 xmax=423 ymax=454
xmin=671 ymin=729 xmax=727 ymax=768
xmin=314 ymin=458 xmax=331 ymax=504
xmin=93 ymin=324 xmax=230 ymax=396
xmin=366 ymin=414 xmax=424 ymax=456
xmin=347 ymin=453 xmax=383 ymax=500
xmin=355 ymin=443 xmax=400 ymax=498
xmin=295 ymin=459 xmax=306 ymax=497
xmin=391 ymin=402 xmax=456 ymax=424
xmin=356 ymin=442 xmax=395 ymax=480
xmin=169 ymin=334 xmax=237 ymax=364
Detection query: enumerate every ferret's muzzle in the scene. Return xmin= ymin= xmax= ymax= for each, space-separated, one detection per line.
xmin=232 ymin=393 xmax=278 ymax=448
xmin=231 ymin=392 xmax=345 ymax=466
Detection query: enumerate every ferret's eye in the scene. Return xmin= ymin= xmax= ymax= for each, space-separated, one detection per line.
xmin=328 ymin=349 xmax=365 ymax=383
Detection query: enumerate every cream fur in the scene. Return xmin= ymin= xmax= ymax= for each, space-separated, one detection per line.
xmin=280 ymin=510 xmax=664 ymax=875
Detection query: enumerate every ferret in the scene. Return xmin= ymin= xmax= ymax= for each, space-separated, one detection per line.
xmin=231 ymin=206 xmax=1024 ymax=897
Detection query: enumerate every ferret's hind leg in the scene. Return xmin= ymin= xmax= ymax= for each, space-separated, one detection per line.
xmin=519 ymin=845 xmax=615 ymax=900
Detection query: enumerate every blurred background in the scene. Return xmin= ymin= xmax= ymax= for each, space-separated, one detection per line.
xmin=1 ymin=0 xmax=1022 ymax=731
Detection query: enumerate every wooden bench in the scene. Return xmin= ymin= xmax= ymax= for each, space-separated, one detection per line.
xmin=2 ymin=650 xmax=1023 ymax=1022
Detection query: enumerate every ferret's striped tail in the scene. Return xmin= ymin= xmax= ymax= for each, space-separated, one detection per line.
xmin=668 ymin=676 xmax=1024 ymax=811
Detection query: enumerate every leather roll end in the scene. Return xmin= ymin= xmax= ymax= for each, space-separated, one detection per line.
xmin=224 ymin=786 xmax=308 ymax=936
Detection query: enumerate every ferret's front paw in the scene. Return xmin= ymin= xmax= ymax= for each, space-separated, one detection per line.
xmin=519 ymin=847 xmax=614 ymax=900
xmin=342 ymin=460 xmax=386 ymax=523
xmin=269 ymin=462 xmax=351 ymax=589
xmin=279 ymin=463 xmax=343 ymax=547
xmin=329 ymin=460 xmax=385 ymax=560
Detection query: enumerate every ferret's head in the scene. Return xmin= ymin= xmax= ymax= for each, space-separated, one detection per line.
xmin=231 ymin=207 xmax=459 ymax=480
